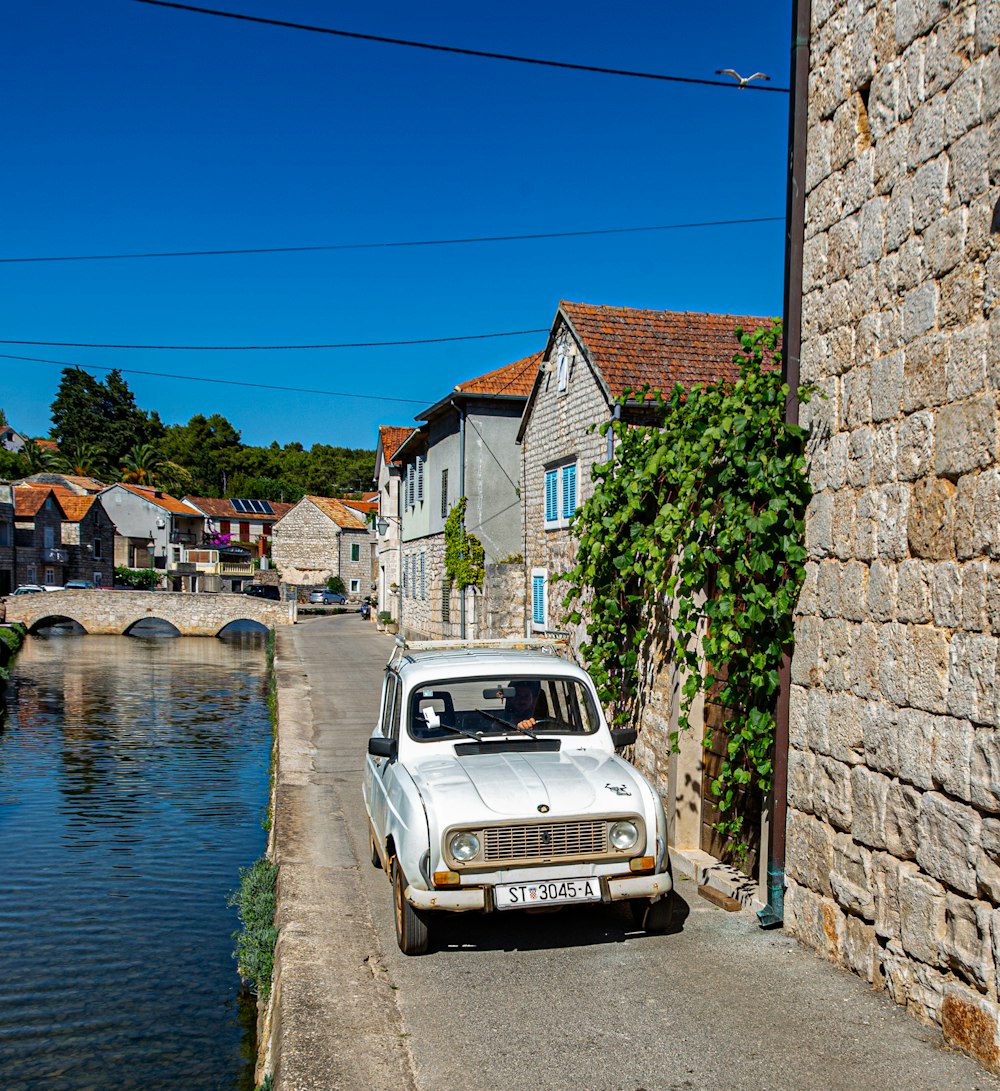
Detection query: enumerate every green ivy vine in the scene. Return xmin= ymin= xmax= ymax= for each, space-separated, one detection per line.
xmin=444 ymin=497 xmax=485 ymax=589
xmin=562 ymin=322 xmax=811 ymax=843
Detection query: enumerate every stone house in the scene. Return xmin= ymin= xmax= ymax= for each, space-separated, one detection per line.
xmin=787 ymin=0 xmax=1000 ymax=1071
xmin=13 ymin=483 xmax=115 ymax=588
xmin=0 ymin=484 xmax=15 ymax=595
xmin=392 ymin=353 xmax=539 ymax=640
xmin=516 ymin=300 xmax=773 ymax=881
xmin=270 ymin=495 xmax=373 ymax=598
xmin=373 ymin=426 xmax=415 ymax=624
xmin=183 ymin=496 xmax=294 ymax=555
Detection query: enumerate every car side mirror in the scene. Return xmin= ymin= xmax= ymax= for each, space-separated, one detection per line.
xmin=611 ymin=727 xmax=637 ymax=748
xmin=368 ymin=737 xmax=397 ymax=759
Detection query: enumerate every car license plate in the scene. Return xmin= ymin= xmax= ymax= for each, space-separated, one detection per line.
xmin=494 ymin=876 xmax=601 ymax=910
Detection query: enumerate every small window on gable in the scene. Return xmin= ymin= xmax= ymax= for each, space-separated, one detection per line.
xmin=556 ymin=353 xmax=569 ymax=393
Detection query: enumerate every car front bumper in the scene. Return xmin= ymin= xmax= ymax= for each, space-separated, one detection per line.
xmin=405 ymin=869 xmax=672 ymax=913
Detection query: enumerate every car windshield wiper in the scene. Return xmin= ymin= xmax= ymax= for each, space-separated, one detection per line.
xmin=425 ymin=720 xmax=488 ymax=744
xmin=476 ymin=708 xmax=538 ymax=740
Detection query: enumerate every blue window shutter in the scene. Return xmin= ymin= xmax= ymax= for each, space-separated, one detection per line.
xmin=562 ymin=463 xmax=577 ymax=518
xmin=420 ymin=552 xmax=426 ymax=599
xmin=545 ymin=470 xmax=558 ymax=523
xmin=532 ymin=575 xmax=545 ymax=625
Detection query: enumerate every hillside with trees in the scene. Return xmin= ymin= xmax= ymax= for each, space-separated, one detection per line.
xmin=0 ymin=368 xmax=375 ymax=500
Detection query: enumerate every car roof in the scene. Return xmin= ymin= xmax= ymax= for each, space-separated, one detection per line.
xmin=389 ymin=644 xmax=590 ymax=687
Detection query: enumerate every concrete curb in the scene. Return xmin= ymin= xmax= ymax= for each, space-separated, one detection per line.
xmin=670 ymin=847 xmax=764 ymax=913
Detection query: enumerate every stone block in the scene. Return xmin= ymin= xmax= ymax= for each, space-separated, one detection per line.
xmin=788 ymin=747 xmax=816 ymax=813
xmin=928 ymin=8 xmax=977 ymax=99
xmin=788 ymin=883 xmax=847 ymax=962
xmin=822 ymin=618 xmax=856 ymax=692
xmin=924 ymin=208 xmax=968 ymax=278
xmin=877 ymin=484 xmax=910 ymax=559
xmin=976 ymin=0 xmax=1000 ymax=56
xmin=903 ymin=283 xmax=939 ymax=344
xmin=898 ymin=560 xmax=933 ymax=622
xmin=851 ymin=764 xmax=890 ymax=849
xmin=942 ymin=895 xmax=995 ymax=992
xmin=825 ymin=431 xmax=850 ymax=490
xmin=877 ymin=621 xmax=912 ymax=706
xmin=972 ymin=731 xmax=1000 ymax=814
xmin=897 ymin=411 xmax=934 ymax=482
xmin=844 ymin=913 xmax=879 ymax=983
xmin=831 ymin=833 xmax=875 ymax=919
xmin=897 ymin=235 xmax=926 ymax=295
xmin=787 ymin=809 xmax=835 ymax=896
xmin=931 ymin=562 xmax=963 ymax=626
xmin=931 ymin=714 xmax=974 ymax=802
xmin=840 ymin=487 xmax=867 ymax=560
xmin=840 ymin=559 xmax=869 ymax=621
xmin=867 ymin=560 xmax=897 ymax=622
xmin=963 ymin=562 xmax=989 ymax=632
xmin=828 ymin=325 xmax=858 ymax=377
xmin=802 ymin=233 xmax=830 ymax=292
xmin=851 ymin=620 xmax=880 ymax=699
xmin=807 ymin=685 xmax=832 ymax=755
xmin=817 ymin=559 xmax=843 ymax=618
xmin=977 ymin=469 xmax=1000 ymax=559
xmin=941 ymin=985 xmax=1000 ymax=1074
xmin=863 ymin=701 xmax=898 ymax=774
xmin=910 ymin=96 xmax=947 ymax=165
xmin=933 ymin=394 xmax=994 ymax=475
xmin=828 ymin=216 xmax=860 ymax=280
xmin=886 ymin=781 xmax=921 ymax=860
xmin=898 ymin=707 xmax=937 ymax=789
xmin=949 ymin=321 xmax=989 ymax=402
xmin=988 ymin=564 xmax=1000 ymax=634
xmin=873 ymin=854 xmax=914 ymax=941
xmin=814 ymin=755 xmax=855 ymax=831
xmin=902 ymin=333 xmax=948 ymax=413
xmin=899 ymin=866 xmax=948 ymax=965
xmin=940 ymin=265 xmax=986 ymax=329
xmin=871 ymin=352 xmax=905 ymax=422
xmin=843 ymin=364 xmax=873 ymax=427
xmin=885 ymin=172 xmax=914 ymax=251
xmin=858 ymin=196 xmax=887 ymax=267
xmin=944 ymin=56 xmax=985 ymax=142
xmin=918 ymin=792 xmax=982 ymax=896
xmin=947 ymin=631 xmax=998 ymax=724
xmin=788 ymin=684 xmax=809 ymax=749
xmin=806 ymin=120 xmax=834 ymax=194
xmin=912 ymin=155 xmax=951 ymax=233
xmin=806 ymin=490 xmax=834 ymax=559
xmin=830 ymin=691 xmax=866 ymax=764
xmin=955 ymin=471 xmax=982 ymax=560
xmin=951 ymin=128 xmax=991 ymax=204
xmin=847 ymin=427 xmax=874 ymax=487
xmin=796 ymin=561 xmax=819 ymax=618
xmin=872 ymin=423 xmax=898 ymax=484
xmin=909 ymin=477 xmax=956 ymax=560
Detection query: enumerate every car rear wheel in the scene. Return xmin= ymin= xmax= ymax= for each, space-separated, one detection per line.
xmin=369 ymin=830 xmax=383 ymax=869
xmin=392 ymin=858 xmax=429 ymax=955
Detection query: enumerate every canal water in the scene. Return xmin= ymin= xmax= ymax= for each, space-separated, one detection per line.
xmin=0 ymin=630 xmax=272 ymax=1090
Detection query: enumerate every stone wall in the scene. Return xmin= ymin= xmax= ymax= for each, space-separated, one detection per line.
xmin=790 ymin=0 xmax=1000 ymax=1069
xmin=271 ymin=500 xmax=373 ymax=593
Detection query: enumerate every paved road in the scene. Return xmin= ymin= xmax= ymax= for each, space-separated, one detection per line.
xmin=271 ymin=617 xmax=1000 ymax=1091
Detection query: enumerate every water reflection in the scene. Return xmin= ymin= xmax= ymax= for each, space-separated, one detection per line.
xmin=0 ymin=633 xmax=270 ymax=1090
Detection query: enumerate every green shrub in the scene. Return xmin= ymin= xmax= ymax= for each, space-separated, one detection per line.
xmin=228 ymin=857 xmax=278 ymax=1000
xmin=325 ymin=575 xmax=345 ymax=594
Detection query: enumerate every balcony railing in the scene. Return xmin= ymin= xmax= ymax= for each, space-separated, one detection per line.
xmin=42 ymin=547 xmax=69 ymax=564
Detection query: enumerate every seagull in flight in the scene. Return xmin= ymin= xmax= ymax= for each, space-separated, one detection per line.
xmin=715 ymin=69 xmax=771 ymax=88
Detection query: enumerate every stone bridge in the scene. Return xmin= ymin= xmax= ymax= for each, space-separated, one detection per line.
xmin=5 ymin=590 xmax=296 ymax=636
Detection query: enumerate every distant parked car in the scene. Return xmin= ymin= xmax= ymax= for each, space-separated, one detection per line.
xmin=309 ymin=589 xmax=347 ymax=605
xmin=242 ymin=584 xmax=281 ymax=601
xmin=10 ymin=584 xmax=45 ymax=596
xmin=63 ymin=580 xmax=95 ymax=590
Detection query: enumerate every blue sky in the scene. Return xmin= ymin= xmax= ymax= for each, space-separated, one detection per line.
xmin=2 ymin=0 xmax=792 ymax=452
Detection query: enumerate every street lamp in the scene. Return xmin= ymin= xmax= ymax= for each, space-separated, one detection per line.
xmin=375 ymin=514 xmax=402 ymax=632
xmin=147 ymin=537 xmax=156 ymax=592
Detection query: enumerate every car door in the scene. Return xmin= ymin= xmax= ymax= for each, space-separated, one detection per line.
xmin=365 ymin=672 xmax=400 ymax=842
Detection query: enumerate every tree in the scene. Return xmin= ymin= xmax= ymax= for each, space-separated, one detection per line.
xmin=50 ymin=368 xmax=162 ymax=469
xmin=160 ymin=413 xmax=242 ymax=496
xmin=48 ymin=439 xmax=110 ymax=479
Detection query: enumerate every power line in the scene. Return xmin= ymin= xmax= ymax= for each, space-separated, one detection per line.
xmin=0 ymin=329 xmax=548 ymax=351
xmin=0 ymin=353 xmax=431 ymax=405
xmin=0 ymin=216 xmax=784 ymax=264
xmin=132 ymin=1 xmax=791 ymax=93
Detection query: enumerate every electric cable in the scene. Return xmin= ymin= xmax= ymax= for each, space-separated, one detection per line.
xmin=131 ymin=1 xmax=790 ymax=93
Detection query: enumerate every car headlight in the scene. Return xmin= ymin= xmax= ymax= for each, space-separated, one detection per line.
xmin=609 ymin=820 xmax=639 ymax=851
xmin=449 ymin=831 xmax=481 ymax=862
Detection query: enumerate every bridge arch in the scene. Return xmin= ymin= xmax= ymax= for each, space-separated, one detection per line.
xmin=27 ymin=613 xmax=88 ymax=635
xmin=123 ymin=617 xmax=182 ymax=637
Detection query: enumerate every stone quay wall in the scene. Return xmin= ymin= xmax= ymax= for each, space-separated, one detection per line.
xmin=789 ymin=0 xmax=1000 ymax=1069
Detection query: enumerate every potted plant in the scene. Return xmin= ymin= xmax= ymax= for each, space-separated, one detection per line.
xmin=377 ymin=611 xmax=396 ymax=634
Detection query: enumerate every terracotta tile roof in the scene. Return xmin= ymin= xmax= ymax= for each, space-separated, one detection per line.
xmin=20 ymin=473 xmax=106 ymax=494
xmin=116 ymin=483 xmax=202 ymax=517
xmin=559 ymin=302 xmax=776 ymax=400
xmin=455 ymin=351 xmax=542 ymax=397
xmin=14 ymin=482 xmax=99 ymax=520
xmin=14 ymin=486 xmax=52 ymax=518
xmin=32 ymin=438 xmax=59 ymax=451
xmin=184 ymin=496 xmax=294 ymax=520
xmin=304 ymin=496 xmax=368 ymax=530
xmin=378 ymin=425 xmax=415 ymax=464
xmin=337 ymin=497 xmax=378 ymax=516
xmin=52 ymin=491 xmax=96 ymax=521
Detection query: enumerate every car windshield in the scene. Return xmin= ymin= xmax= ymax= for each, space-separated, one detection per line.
xmin=407 ymin=674 xmax=600 ymax=742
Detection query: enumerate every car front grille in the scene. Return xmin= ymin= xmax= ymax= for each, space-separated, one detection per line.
xmin=480 ymin=820 xmax=608 ymax=864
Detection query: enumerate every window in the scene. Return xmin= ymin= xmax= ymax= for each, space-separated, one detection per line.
xmin=556 ymin=352 xmax=569 ymax=392
xmin=44 ymin=525 xmax=54 ymax=549
xmin=350 ymin=578 xmax=360 ymax=594
xmin=93 ymin=572 xmax=103 ymax=587
xmin=380 ymin=674 xmax=400 ymax=741
xmin=44 ymin=568 xmax=55 ymax=585
xmin=350 ymin=542 xmax=361 ymax=562
xmin=416 ymin=454 xmax=425 ymax=503
xmin=406 ymin=464 xmax=415 ymax=508
xmin=420 ymin=552 xmax=426 ymax=600
xmin=531 ymin=569 xmax=547 ymax=629
xmin=544 ymin=461 xmax=578 ymax=529
xmin=93 ymin=536 xmax=102 ymax=559
xmin=27 ymin=566 xmax=36 ymax=583
xmin=0 ymin=522 xmax=9 ymax=547
xmin=441 ymin=576 xmax=451 ymax=623
xmin=440 ymin=468 xmax=449 ymax=518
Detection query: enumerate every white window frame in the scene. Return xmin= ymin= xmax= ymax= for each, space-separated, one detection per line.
xmin=93 ymin=571 xmax=103 ymax=586
xmin=531 ymin=568 xmax=548 ymax=631
xmin=350 ymin=542 xmax=361 ymax=562
xmin=543 ymin=459 xmax=578 ymax=530
xmin=349 ymin=578 xmax=361 ymax=594
xmin=556 ymin=352 xmax=569 ymax=393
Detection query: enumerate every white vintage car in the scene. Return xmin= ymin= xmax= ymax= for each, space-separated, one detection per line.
xmin=363 ymin=640 xmax=674 ymax=955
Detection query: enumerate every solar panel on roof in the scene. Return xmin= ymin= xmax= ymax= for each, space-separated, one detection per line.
xmin=231 ymin=498 xmax=274 ymax=515
xmin=230 ymin=498 xmax=249 ymax=513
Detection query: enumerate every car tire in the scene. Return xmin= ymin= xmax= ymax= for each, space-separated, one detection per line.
xmin=631 ymin=891 xmax=677 ymax=933
xmin=392 ymin=858 xmax=429 ymax=955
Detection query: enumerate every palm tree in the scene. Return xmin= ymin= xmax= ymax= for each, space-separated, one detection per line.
xmin=119 ymin=443 xmax=162 ymax=486
xmin=19 ymin=439 xmax=51 ymax=474
xmin=49 ymin=439 xmax=109 ymax=479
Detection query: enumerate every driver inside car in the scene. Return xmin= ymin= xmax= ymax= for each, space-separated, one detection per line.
xmin=506 ymin=680 xmax=542 ymax=731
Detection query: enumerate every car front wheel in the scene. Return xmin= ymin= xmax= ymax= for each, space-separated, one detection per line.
xmin=392 ymin=858 xmax=429 ymax=955
xmin=630 ymin=891 xmax=677 ymax=933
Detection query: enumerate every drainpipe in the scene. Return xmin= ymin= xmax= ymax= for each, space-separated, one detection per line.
xmin=759 ymin=0 xmax=811 ymax=930
xmin=606 ymin=403 xmax=621 ymax=463
xmin=452 ymin=400 xmax=467 ymax=639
